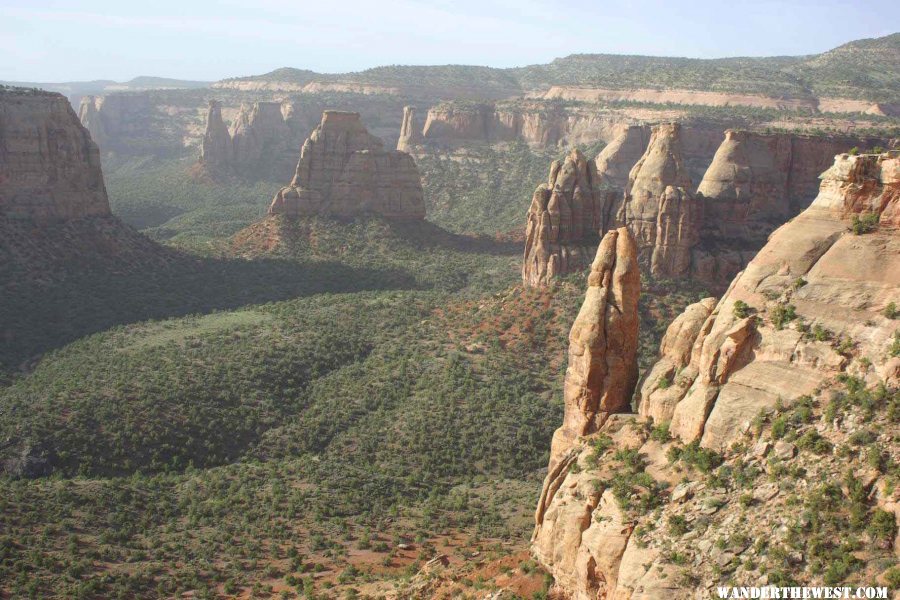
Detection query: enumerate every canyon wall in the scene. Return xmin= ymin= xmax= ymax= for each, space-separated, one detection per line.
xmin=269 ymin=111 xmax=425 ymax=219
xmin=420 ymin=102 xmax=628 ymax=148
xmin=1 ymin=87 xmax=167 ymax=282
xmin=533 ymin=151 xmax=900 ymax=599
xmin=534 ymin=85 xmax=896 ymax=116
xmin=1 ymin=88 xmax=110 ymax=221
xmin=524 ymin=123 xmax=896 ymax=288
xmin=77 ymin=93 xmax=170 ymax=153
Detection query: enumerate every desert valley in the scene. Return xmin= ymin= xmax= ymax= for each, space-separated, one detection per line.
xmin=0 ymin=15 xmax=899 ymax=600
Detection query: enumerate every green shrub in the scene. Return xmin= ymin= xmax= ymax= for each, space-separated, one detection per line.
xmin=668 ymin=441 xmax=723 ymax=473
xmin=770 ymin=303 xmax=797 ymax=330
xmin=733 ymin=300 xmax=751 ymax=319
xmin=668 ymin=515 xmax=689 ymax=536
xmin=650 ymin=421 xmax=671 ymax=443
xmin=867 ymin=510 xmax=898 ymax=542
xmin=851 ymin=212 xmax=879 ymax=235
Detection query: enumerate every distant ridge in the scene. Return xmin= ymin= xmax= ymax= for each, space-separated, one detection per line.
xmin=214 ymin=33 xmax=900 ymax=102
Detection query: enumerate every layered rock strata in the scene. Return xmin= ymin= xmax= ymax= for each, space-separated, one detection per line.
xmin=2 ymin=88 xmax=110 ymax=221
xmin=269 ymin=111 xmax=425 ymax=219
xmin=522 ymin=149 xmax=619 ymax=286
xmin=533 ymin=151 xmax=900 ymax=599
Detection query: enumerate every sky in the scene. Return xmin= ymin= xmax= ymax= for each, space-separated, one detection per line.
xmin=2 ymin=0 xmax=898 ymax=82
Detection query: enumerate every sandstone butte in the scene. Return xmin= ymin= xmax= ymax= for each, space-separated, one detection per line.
xmin=268 ymin=110 xmax=425 ymax=220
xmin=1 ymin=88 xmax=110 ymax=222
xmin=532 ymin=151 xmax=900 ymax=599
xmin=522 ymin=122 xmax=894 ymax=288
xmin=0 ymin=87 xmax=166 ymax=276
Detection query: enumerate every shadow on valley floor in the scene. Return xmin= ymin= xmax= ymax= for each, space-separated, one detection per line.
xmin=0 ymin=255 xmax=416 ymax=378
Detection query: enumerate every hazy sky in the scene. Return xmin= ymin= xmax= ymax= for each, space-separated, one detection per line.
xmin=2 ymin=0 xmax=898 ymax=82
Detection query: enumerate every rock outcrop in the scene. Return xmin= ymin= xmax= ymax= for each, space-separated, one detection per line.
xmin=621 ymin=123 xmax=703 ymax=279
xmin=594 ymin=125 xmax=652 ymax=189
xmin=422 ymin=101 xmax=626 ymax=148
xmin=197 ymin=99 xmax=308 ymax=179
xmin=1 ymin=87 xmax=168 ymax=285
xmin=269 ymin=111 xmax=425 ymax=219
xmin=2 ymin=88 xmax=110 ymax=221
xmin=396 ymin=106 xmax=424 ymax=152
xmin=544 ymin=227 xmax=640 ymax=465
xmin=644 ymin=150 xmax=899 ymax=447
xmin=230 ymin=101 xmax=293 ymax=168
xmin=533 ymin=151 xmax=900 ymax=599
xmin=76 ymin=93 xmax=154 ymax=153
xmin=522 ymin=150 xmax=619 ymax=287
xmin=199 ymin=100 xmax=232 ymax=170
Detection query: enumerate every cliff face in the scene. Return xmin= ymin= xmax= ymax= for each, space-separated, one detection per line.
xmin=522 ymin=149 xmax=619 ymax=287
xmin=533 ymin=152 xmax=900 ymax=599
xmin=396 ymin=106 xmax=424 ymax=152
xmin=1 ymin=88 xmax=167 ymax=289
xmin=641 ymin=154 xmax=900 ymax=448
xmin=77 ymin=93 xmax=154 ymax=153
xmin=421 ymin=102 xmax=627 ymax=148
xmin=594 ymin=126 xmax=652 ymax=189
xmin=2 ymin=89 xmax=110 ymax=221
xmin=197 ymin=99 xmax=308 ymax=180
xmin=523 ymin=125 xmax=896 ymax=288
xmin=269 ymin=111 xmax=425 ymax=219
xmin=621 ymin=123 xmax=702 ymax=279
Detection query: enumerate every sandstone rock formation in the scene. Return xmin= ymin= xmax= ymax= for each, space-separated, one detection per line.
xmin=230 ymin=101 xmax=293 ymax=167
xmin=269 ymin=111 xmax=425 ymax=219
xmin=76 ymin=96 xmax=107 ymax=147
xmin=1 ymin=87 xmax=168 ymax=284
xmin=76 ymin=93 xmax=153 ymax=153
xmin=621 ymin=123 xmax=703 ymax=279
xmin=422 ymin=101 xmax=626 ymax=148
xmin=522 ymin=150 xmax=620 ymax=287
xmin=594 ymin=125 xmax=651 ymax=189
xmin=396 ymin=106 xmax=423 ymax=152
xmin=545 ymin=227 xmax=640 ymax=465
xmin=643 ymin=150 xmax=900 ymax=447
xmin=2 ymin=88 xmax=110 ymax=221
xmin=199 ymin=100 xmax=232 ymax=170
xmin=197 ymin=99 xmax=308 ymax=179
xmin=533 ymin=151 xmax=900 ymax=599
